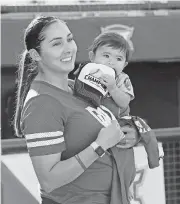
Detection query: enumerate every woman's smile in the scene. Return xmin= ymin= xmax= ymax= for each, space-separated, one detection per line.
xmin=61 ymin=56 xmax=72 ymax=62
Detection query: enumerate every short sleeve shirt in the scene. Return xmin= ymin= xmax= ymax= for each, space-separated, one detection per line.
xmin=21 ymin=80 xmax=135 ymax=204
xmin=116 ymin=72 xmax=134 ymax=100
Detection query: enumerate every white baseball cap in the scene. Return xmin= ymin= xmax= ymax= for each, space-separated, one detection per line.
xmin=78 ymin=63 xmax=115 ymax=96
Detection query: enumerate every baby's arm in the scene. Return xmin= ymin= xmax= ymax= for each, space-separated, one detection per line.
xmin=109 ymin=86 xmax=131 ymax=109
xmin=100 ymin=73 xmax=134 ymax=109
xmin=110 ymin=74 xmax=134 ymax=109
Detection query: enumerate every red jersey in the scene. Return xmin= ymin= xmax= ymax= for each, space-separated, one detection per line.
xmin=21 ymin=80 xmax=135 ymax=204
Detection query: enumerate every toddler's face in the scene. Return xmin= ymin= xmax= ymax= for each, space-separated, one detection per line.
xmin=90 ymin=45 xmax=127 ymax=75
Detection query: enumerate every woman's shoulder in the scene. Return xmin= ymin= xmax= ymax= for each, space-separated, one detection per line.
xmin=23 ymin=91 xmax=64 ymax=117
xmin=26 ymin=80 xmax=75 ymax=108
xmin=21 ymin=92 xmax=67 ymax=132
xmin=25 ymin=90 xmax=60 ymax=105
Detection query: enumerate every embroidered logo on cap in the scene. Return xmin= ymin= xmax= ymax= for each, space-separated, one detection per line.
xmin=78 ymin=63 xmax=115 ymax=96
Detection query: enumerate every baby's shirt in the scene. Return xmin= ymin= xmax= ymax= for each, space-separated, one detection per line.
xmin=115 ymin=72 xmax=134 ymax=100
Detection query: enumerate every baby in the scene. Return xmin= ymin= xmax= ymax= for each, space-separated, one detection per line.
xmin=88 ymin=31 xmax=134 ymax=118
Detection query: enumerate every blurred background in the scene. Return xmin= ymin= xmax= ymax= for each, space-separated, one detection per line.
xmin=1 ymin=0 xmax=180 ymax=204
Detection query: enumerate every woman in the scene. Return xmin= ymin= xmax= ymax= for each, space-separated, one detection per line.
xmin=14 ymin=16 xmax=137 ymax=204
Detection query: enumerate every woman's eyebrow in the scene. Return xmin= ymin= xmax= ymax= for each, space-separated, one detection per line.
xmin=49 ymin=37 xmax=62 ymax=42
xmin=49 ymin=33 xmax=72 ymax=43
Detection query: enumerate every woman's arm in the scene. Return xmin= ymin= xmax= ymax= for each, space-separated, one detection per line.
xmin=23 ymin=95 xmax=123 ymax=193
xmin=31 ymin=145 xmax=98 ymax=192
xmin=24 ymin=95 xmax=92 ymax=192
xmin=29 ymin=121 xmax=122 ymax=193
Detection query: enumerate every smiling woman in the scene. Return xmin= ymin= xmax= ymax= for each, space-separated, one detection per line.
xmin=14 ymin=16 xmax=78 ymax=138
xmin=13 ymin=15 xmax=142 ymax=204
xmin=13 ymin=15 xmax=128 ymax=204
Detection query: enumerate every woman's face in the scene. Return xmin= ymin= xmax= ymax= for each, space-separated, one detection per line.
xmin=39 ymin=20 xmax=77 ymax=74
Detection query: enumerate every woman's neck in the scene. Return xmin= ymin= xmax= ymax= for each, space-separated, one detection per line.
xmin=35 ymin=72 xmax=69 ymax=92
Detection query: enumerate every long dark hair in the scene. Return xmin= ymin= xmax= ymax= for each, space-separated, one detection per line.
xmin=14 ymin=16 xmax=62 ymax=137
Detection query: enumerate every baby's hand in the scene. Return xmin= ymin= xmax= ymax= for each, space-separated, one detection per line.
xmin=100 ymin=74 xmax=116 ymax=91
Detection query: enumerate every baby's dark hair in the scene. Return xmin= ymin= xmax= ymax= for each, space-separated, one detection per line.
xmin=89 ymin=32 xmax=133 ymax=61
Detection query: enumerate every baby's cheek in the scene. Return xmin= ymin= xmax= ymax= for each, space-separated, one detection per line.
xmin=95 ymin=58 xmax=106 ymax=65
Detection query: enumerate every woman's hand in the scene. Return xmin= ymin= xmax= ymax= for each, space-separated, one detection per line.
xmin=96 ymin=120 xmax=125 ymax=150
xmin=116 ymin=125 xmax=139 ymax=149
xmin=121 ymin=125 xmax=138 ymax=139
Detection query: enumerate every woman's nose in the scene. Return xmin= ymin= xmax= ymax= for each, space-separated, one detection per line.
xmin=63 ymin=47 xmax=72 ymax=57
xmin=64 ymin=41 xmax=73 ymax=51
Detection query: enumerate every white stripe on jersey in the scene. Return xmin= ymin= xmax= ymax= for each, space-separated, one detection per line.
xmin=27 ymin=137 xmax=64 ymax=148
xmin=25 ymin=131 xmax=63 ymax=140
